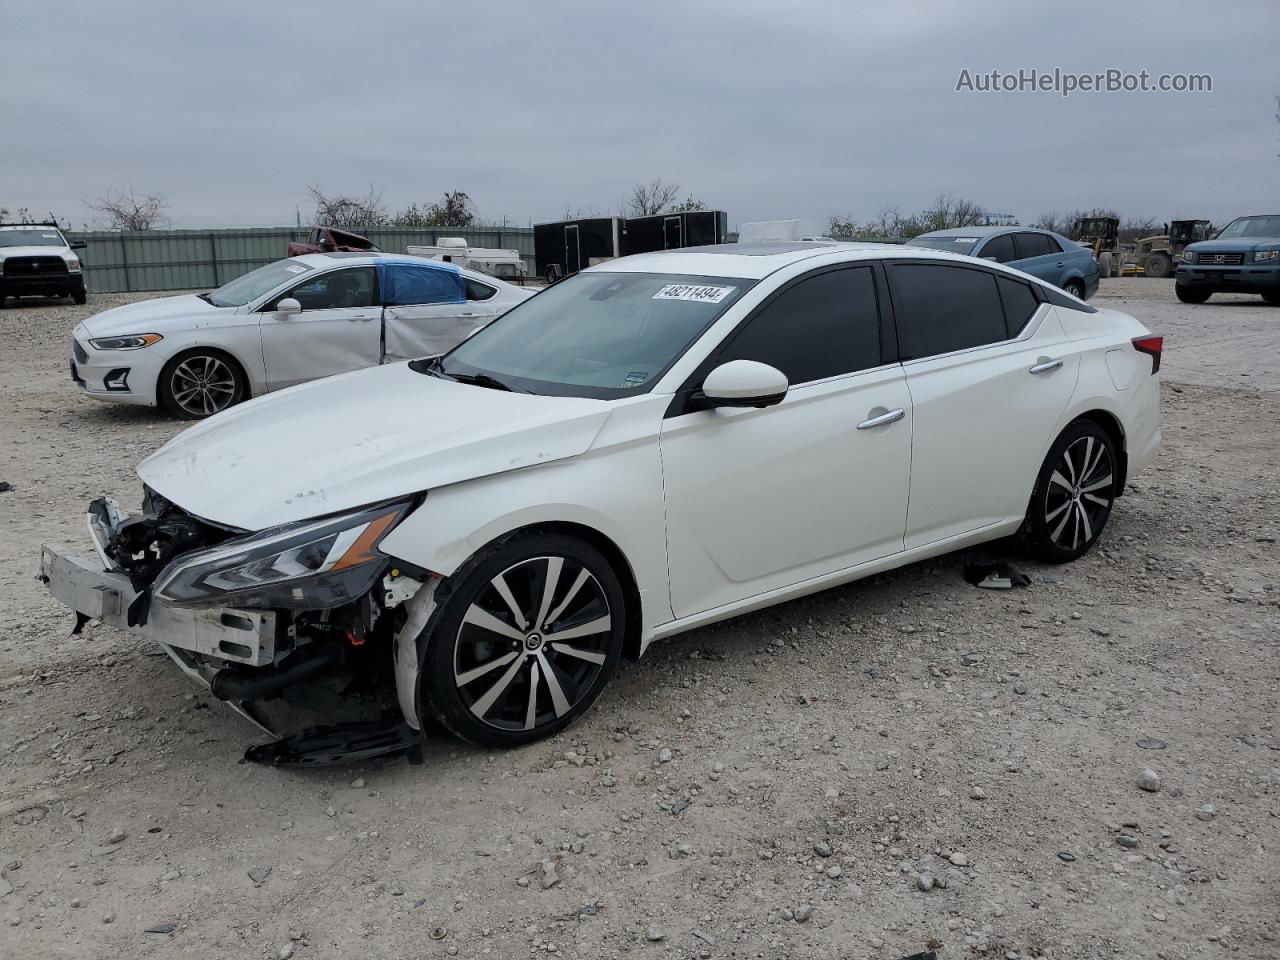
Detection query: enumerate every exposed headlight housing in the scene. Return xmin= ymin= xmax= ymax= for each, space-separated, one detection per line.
xmin=152 ymin=500 xmax=411 ymax=610
xmin=1254 ymin=249 xmax=1279 ymax=263
xmin=1181 ymin=249 xmax=1197 ymax=263
xmin=90 ymin=334 xmax=163 ymax=350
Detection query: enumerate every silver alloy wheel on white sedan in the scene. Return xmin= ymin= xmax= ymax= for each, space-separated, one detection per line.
xmin=169 ymin=354 xmax=239 ymax=417
xmin=453 ymin=556 xmax=613 ymax=734
xmin=1045 ymin=435 xmax=1114 ymax=551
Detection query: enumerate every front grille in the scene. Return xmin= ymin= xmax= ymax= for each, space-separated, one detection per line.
xmin=1197 ymin=252 xmax=1244 ymax=266
xmin=73 ymin=339 xmax=88 ymax=364
xmin=3 ymin=255 xmax=69 ymax=276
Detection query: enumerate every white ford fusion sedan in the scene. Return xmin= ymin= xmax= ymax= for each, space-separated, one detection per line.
xmin=43 ymin=241 xmax=1161 ymax=764
xmin=70 ymin=253 xmax=533 ymax=418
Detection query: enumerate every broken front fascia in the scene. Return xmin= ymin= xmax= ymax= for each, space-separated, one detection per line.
xmin=43 ymin=492 xmax=436 ymax=764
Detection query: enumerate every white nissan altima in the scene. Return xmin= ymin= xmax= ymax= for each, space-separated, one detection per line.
xmin=43 ymin=241 xmax=1161 ymax=762
xmin=70 ymin=253 xmax=533 ymax=418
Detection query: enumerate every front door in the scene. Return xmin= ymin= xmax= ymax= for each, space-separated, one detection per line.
xmin=660 ymin=265 xmax=912 ymax=618
xmin=260 ymin=266 xmax=381 ymax=390
xmin=885 ymin=261 xmax=1079 ymax=548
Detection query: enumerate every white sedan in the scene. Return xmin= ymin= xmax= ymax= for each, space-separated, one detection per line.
xmin=70 ymin=253 xmax=534 ymax=418
xmin=44 ymin=241 xmax=1161 ymax=761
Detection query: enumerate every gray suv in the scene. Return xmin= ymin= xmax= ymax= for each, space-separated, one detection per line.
xmin=0 ymin=223 xmax=87 ymax=307
xmin=1175 ymin=214 xmax=1280 ymax=305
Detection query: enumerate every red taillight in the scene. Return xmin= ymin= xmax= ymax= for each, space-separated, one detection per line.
xmin=1132 ymin=335 xmax=1163 ymax=374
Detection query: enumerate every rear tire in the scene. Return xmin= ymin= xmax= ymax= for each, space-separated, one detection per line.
xmin=1062 ymin=278 xmax=1085 ymax=299
xmin=418 ymin=532 xmax=626 ymax=748
xmin=158 ymin=349 xmax=248 ymax=419
xmin=1175 ymin=284 xmax=1211 ymax=304
xmin=1021 ymin=420 xmax=1118 ymax=563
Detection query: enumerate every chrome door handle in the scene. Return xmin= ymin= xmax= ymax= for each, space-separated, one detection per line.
xmin=346 ymin=315 xmax=377 ymax=322
xmin=1029 ymin=358 xmax=1063 ymax=374
xmin=857 ymin=408 xmax=905 ymax=430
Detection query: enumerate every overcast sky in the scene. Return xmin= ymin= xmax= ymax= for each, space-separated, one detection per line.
xmin=3 ymin=0 xmax=1277 ymax=232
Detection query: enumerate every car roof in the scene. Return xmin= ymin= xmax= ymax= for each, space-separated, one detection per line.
xmin=587 ymin=241 xmax=1008 ymax=280
xmin=286 ymin=252 xmax=515 ymax=288
xmin=913 ymin=226 xmax=1048 ymax=239
xmin=0 ymin=223 xmax=61 ymax=231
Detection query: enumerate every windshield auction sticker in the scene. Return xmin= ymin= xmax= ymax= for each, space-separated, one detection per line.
xmin=652 ymin=284 xmax=735 ymax=304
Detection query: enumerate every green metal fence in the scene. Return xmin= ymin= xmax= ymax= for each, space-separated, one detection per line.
xmin=66 ymin=225 xmax=536 ymax=294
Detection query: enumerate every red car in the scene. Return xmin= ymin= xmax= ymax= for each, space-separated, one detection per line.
xmin=286 ymin=226 xmax=379 ymax=257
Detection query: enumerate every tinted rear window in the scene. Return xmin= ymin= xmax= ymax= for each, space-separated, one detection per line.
xmin=1014 ymin=232 xmax=1057 ymax=259
xmin=890 ymin=264 xmax=1008 ymax=360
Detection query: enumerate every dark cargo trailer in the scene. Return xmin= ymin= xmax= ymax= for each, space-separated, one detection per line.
xmin=534 ymin=218 xmax=625 ymax=283
xmin=625 ymin=211 xmax=728 ymax=254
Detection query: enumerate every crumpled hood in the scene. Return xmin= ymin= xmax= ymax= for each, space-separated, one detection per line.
xmin=81 ymin=294 xmax=221 ymax=337
xmin=1186 ymin=237 xmax=1280 ymax=254
xmin=138 ymin=362 xmax=611 ymax=530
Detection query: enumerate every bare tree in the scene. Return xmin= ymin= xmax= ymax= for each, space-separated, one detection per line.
xmin=624 ymin=178 xmax=681 ymax=217
xmin=88 ymin=186 xmax=168 ymax=230
xmin=393 ymin=191 xmax=477 ymax=228
xmin=669 ymin=195 xmax=708 ymax=213
xmin=918 ymin=194 xmax=987 ymax=233
xmin=306 ymin=184 xmax=387 ymax=230
xmin=1120 ymin=216 xmax=1161 ymax=242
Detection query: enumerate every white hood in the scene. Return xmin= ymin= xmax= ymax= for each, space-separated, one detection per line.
xmin=81 ymin=294 xmax=222 ymax=337
xmin=0 ymin=244 xmax=77 ymax=260
xmin=138 ymin=362 xmax=611 ymax=530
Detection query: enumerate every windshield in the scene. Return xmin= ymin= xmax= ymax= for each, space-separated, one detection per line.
xmin=1215 ymin=216 xmax=1280 ymax=240
xmin=435 ymin=271 xmax=755 ymax=398
xmin=905 ymin=236 xmax=979 ymax=255
xmin=208 ymin=259 xmax=314 ymax=307
xmin=0 ymin=228 xmax=66 ymax=248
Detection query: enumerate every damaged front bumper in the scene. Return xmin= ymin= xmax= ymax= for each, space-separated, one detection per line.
xmin=40 ymin=544 xmax=282 ymax=667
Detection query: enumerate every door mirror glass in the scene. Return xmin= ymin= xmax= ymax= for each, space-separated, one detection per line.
xmin=699 ymin=359 xmax=788 ymax=409
xmin=276 ymin=297 xmax=302 ymax=317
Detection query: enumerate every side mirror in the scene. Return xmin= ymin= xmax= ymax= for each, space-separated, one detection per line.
xmin=69 ymin=240 xmax=87 ymax=250
xmin=275 ymin=297 xmax=302 ymax=317
xmin=697 ymin=359 xmax=788 ymax=410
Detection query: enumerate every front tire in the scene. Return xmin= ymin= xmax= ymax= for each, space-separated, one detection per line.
xmin=1022 ymin=421 xmax=1118 ymax=563
xmin=72 ymin=286 xmax=87 ymax=305
xmin=1262 ymin=290 xmax=1280 ymax=306
xmin=158 ymin=349 xmax=248 ymax=419
xmin=1176 ymin=284 xmax=1211 ymax=304
xmin=418 ymin=532 xmax=626 ymax=747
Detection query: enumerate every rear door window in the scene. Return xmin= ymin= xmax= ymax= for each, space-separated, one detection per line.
xmin=996 ymin=275 xmax=1041 ymax=336
xmin=714 ymin=266 xmax=881 ymax=384
xmin=888 ymin=263 xmax=1008 ymax=360
xmin=1013 ymin=232 xmax=1056 ymax=259
xmin=978 ymin=233 xmax=1017 ymax=263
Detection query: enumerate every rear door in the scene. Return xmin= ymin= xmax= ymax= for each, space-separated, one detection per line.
xmin=381 ymin=261 xmax=480 ymax=362
xmin=259 ymin=266 xmax=381 ymax=390
xmin=886 ymin=261 xmax=1078 ymax=548
xmin=1011 ymin=231 xmax=1064 ymax=283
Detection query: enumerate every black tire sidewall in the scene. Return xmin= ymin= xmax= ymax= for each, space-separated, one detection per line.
xmin=158 ymin=349 xmax=247 ymax=419
xmin=1175 ymin=284 xmax=1211 ymax=304
xmin=419 ymin=532 xmax=626 ymax=748
xmin=1023 ymin=421 xmax=1117 ymax=563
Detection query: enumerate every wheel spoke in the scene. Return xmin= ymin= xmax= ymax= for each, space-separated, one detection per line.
xmin=1045 ymin=499 xmax=1071 ymax=523
xmin=490 ymin=573 xmax=528 ymax=630
xmin=550 ymin=642 xmax=607 ymax=665
xmin=1080 ymin=474 xmax=1113 ymax=494
xmin=544 ymin=568 xmax=591 ymax=628
xmin=1079 ymin=438 xmax=1094 ymax=484
xmin=1051 ymin=504 xmax=1072 ymax=544
xmin=462 ymin=604 xmax=525 ymax=642
xmin=469 ymin=654 xmax=526 ymax=719
xmin=524 ymin=661 xmax=540 ymax=730
xmin=534 ymin=557 xmax=563 ymax=629
xmin=1077 ymin=501 xmax=1093 ymax=542
xmin=536 ymin=651 xmax=571 ymax=717
xmin=1050 ymin=470 xmax=1072 ymax=491
xmin=455 ymin=650 xmax=519 ymax=687
xmin=1061 ymin=447 xmax=1078 ymax=484
xmin=1083 ymin=493 xmax=1109 ymax=507
xmin=545 ymin=614 xmax=611 ymax=642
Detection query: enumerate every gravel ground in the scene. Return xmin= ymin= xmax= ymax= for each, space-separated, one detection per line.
xmin=1 ymin=280 xmax=1277 ymax=959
